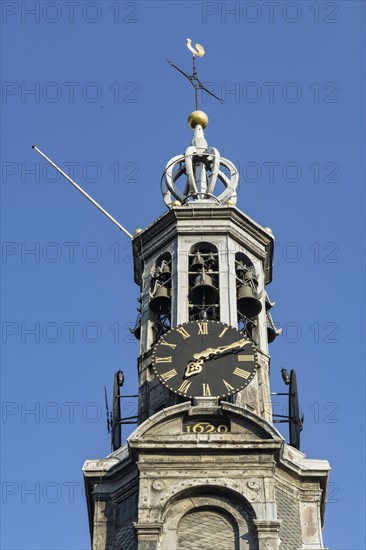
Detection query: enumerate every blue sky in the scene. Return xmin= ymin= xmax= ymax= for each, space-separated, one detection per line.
xmin=1 ymin=1 xmax=365 ymax=548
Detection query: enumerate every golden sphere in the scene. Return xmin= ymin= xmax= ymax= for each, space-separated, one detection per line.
xmin=171 ymin=200 xmax=182 ymax=207
xmin=263 ymin=227 xmax=273 ymax=234
xmin=226 ymin=199 xmax=235 ymax=206
xmin=188 ymin=110 xmax=209 ymax=129
xmin=134 ymin=228 xmax=143 ymax=236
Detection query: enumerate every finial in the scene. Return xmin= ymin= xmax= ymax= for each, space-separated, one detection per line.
xmin=188 ymin=110 xmax=209 ymax=129
xmin=167 ymin=39 xmax=223 ymax=110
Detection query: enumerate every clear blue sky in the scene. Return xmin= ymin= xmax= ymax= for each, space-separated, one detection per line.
xmin=1 ymin=1 xmax=365 ymax=548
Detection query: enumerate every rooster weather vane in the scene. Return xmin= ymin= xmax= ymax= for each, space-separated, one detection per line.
xmin=168 ymin=38 xmax=223 ymax=109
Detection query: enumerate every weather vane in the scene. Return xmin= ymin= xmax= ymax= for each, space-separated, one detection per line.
xmin=168 ymin=38 xmax=223 ymax=110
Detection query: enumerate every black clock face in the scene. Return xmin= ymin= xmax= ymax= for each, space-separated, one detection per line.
xmin=152 ymin=321 xmax=258 ymax=398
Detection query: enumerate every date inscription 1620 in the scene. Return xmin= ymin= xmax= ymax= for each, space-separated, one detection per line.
xmin=183 ymin=421 xmax=230 ymax=434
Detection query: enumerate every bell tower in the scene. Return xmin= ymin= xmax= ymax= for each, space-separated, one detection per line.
xmin=83 ymin=43 xmax=330 ymax=550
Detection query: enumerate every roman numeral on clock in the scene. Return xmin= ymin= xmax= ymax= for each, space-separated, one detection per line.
xmin=218 ymin=327 xmax=228 ymax=338
xmin=160 ymin=340 xmax=177 ymax=349
xmin=155 ymin=356 xmax=172 ymax=363
xmin=202 ymin=383 xmax=211 ymax=396
xmin=198 ymin=322 xmax=208 ymax=334
xmin=161 ymin=369 xmax=177 ymax=381
xmin=223 ymin=379 xmax=234 ymax=392
xmin=177 ymin=380 xmax=192 ymax=395
xmin=237 ymin=354 xmax=255 ymax=362
xmin=233 ymin=367 xmax=251 ymax=379
xmin=177 ymin=327 xmax=190 ymax=339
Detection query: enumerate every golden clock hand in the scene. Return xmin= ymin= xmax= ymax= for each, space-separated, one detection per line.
xmin=192 ymin=338 xmax=249 ymax=360
xmin=185 ymin=339 xmax=251 ymax=378
xmin=192 ymin=347 xmax=215 ymax=360
xmin=184 ymin=360 xmax=204 ymax=378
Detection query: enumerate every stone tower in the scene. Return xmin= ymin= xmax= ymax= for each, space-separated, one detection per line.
xmin=83 ymin=109 xmax=330 ymax=550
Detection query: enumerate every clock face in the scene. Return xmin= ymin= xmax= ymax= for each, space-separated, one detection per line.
xmin=152 ymin=321 xmax=258 ymax=398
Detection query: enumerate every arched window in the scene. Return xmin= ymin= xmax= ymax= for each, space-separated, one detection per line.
xmin=188 ymin=243 xmax=219 ymax=321
xmin=149 ymin=252 xmax=172 ymax=342
xmin=235 ymin=252 xmax=261 ymax=341
xmin=177 ymin=507 xmax=239 ymax=550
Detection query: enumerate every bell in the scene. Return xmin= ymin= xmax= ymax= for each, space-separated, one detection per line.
xmin=199 ymin=309 xmax=209 ymax=320
xmin=266 ymin=312 xmax=281 ymax=343
xmin=159 ymin=260 xmax=171 ymax=281
xmin=265 ymin=292 xmax=275 ymax=312
xmin=149 ymin=285 xmax=171 ymax=315
xmin=133 ymin=325 xmax=141 ymax=340
xmin=190 ymin=252 xmax=206 ymax=272
xmin=189 ymin=273 xmax=219 ymax=305
xmin=237 ymin=283 xmax=262 ymax=318
xmin=235 ymin=260 xmax=247 ymax=277
xmin=243 ymin=270 xmax=258 ymax=286
xmin=129 ymin=314 xmax=141 ymax=340
xmin=206 ymin=252 xmax=217 ymax=268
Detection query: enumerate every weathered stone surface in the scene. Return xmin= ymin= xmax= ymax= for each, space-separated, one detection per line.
xmin=83 ymin=402 xmax=329 ymax=549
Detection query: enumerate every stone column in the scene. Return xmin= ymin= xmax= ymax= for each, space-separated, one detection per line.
xmin=253 ymin=520 xmax=282 ymax=550
xmin=92 ymin=501 xmax=115 ymax=550
xmin=134 ymin=523 xmax=162 ymax=550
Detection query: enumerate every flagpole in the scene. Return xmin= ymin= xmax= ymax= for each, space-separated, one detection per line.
xmin=32 ymin=145 xmax=133 ymax=239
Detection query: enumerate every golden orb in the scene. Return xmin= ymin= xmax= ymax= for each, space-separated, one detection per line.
xmin=263 ymin=227 xmax=273 ymax=234
xmin=134 ymin=228 xmax=143 ymax=236
xmin=226 ymin=199 xmax=235 ymax=206
xmin=188 ymin=110 xmax=209 ymax=129
xmin=171 ymin=200 xmax=182 ymax=207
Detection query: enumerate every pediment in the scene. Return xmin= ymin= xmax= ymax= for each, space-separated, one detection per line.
xmin=128 ymin=401 xmax=282 ymax=448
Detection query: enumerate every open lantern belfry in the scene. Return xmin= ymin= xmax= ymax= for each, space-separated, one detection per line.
xmin=34 ymin=39 xmax=329 ymax=550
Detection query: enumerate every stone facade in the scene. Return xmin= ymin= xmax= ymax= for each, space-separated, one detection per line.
xmin=83 ymin=400 xmax=329 ymax=549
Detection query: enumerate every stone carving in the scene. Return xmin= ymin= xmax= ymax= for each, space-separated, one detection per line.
xmin=152 ymin=479 xmax=166 ymax=491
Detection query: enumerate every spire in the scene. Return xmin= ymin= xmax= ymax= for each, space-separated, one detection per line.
xmin=163 ymin=40 xmax=239 ymax=208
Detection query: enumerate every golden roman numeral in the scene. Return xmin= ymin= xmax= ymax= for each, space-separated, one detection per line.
xmin=161 ymin=369 xmax=178 ymax=381
xmin=160 ymin=340 xmax=177 ymax=349
xmin=218 ymin=327 xmax=228 ymax=338
xmin=155 ymin=356 xmax=172 ymax=363
xmin=177 ymin=327 xmax=190 ymax=339
xmin=233 ymin=367 xmax=251 ymax=379
xmin=198 ymin=322 xmax=208 ymax=335
xmin=177 ymin=379 xmax=192 ymax=395
xmin=223 ymin=379 xmax=235 ymax=392
xmin=202 ymin=383 xmax=211 ymax=396
xmin=237 ymin=354 xmax=255 ymax=362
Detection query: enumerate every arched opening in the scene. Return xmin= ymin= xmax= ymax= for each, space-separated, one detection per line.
xmin=149 ymin=252 xmax=172 ymax=342
xmin=235 ymin=252 xmax=261 ymax=342
xmin=159 ymin=485 xmax=258 ymax=550
xmin=177 ymin=506 xmax=239 ymax=550
xmin=188 ymin=242 xmax=219 ymax=321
